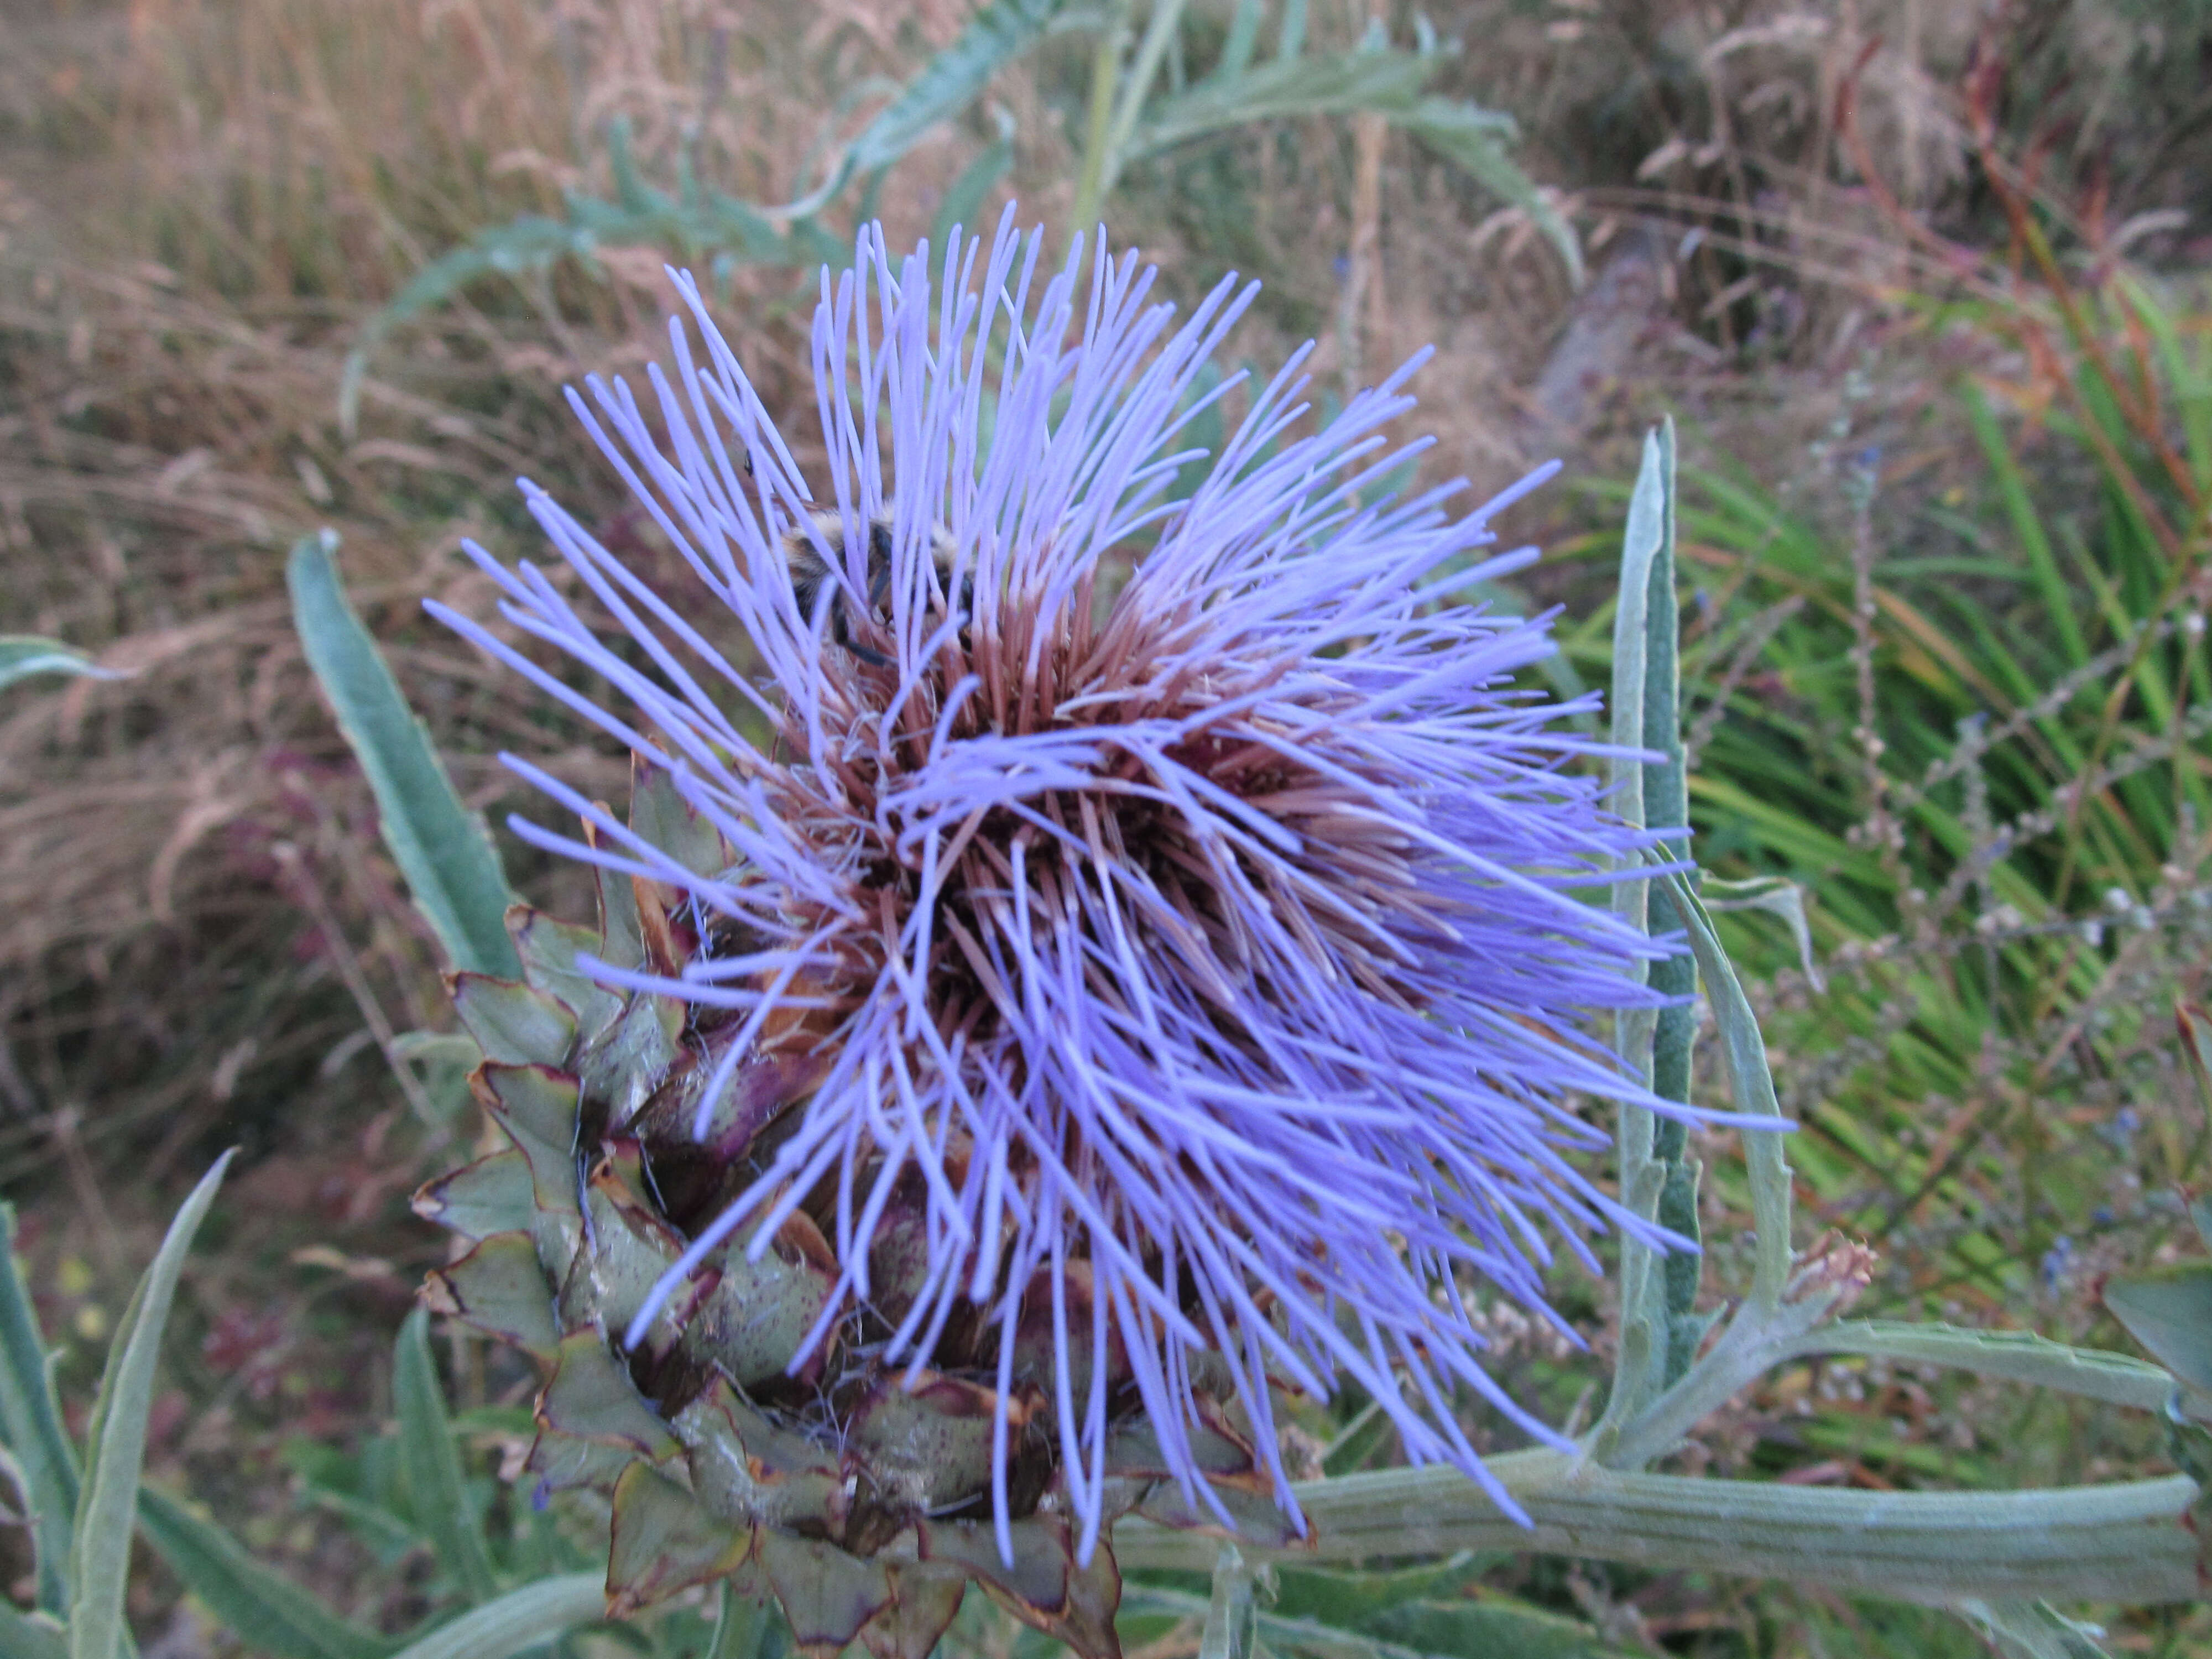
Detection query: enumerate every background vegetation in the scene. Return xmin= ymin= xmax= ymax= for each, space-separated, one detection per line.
xmin=3 ymin=0 xmax=2211 ymax=1652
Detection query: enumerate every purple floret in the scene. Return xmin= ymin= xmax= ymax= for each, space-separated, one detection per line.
xmin=431 ymin=208 xmax=1697 ymax=1565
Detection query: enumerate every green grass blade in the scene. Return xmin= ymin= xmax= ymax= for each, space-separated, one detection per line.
xmin=383 ymin=1576 xmax=606 ymax=1659
xmin=0 ymin=639 xmax=124 ymax=695
xmin=67 ymin=1152 xmax=234 ymax=1659
xmin=1318 ymin=1397 xmax=1393 ymax=1476
xmin=135 ymin=1487 xmax=393 ymax=1659
xmin=393 ymin=1310 xmax=500 ymax=1604
xmin=0 ymin=1604 xmax=65 ymax=1659
xmin=288 ymin=533 xmax=521 ymax=980
xmin=0 ymin=1205 xmax=85 ymax=1616
xmin=1960 ymin=379 xmax=2087 ymax=668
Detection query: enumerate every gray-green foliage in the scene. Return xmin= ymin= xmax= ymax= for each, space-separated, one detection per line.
xmin=1120 ymin=1552 xmax=1636 ymax=1659
xmin=1 ymin=422 xmax=2183 ymax=1659
xmin=0 ymin=639 xmax=123 ymax=696
xmin=67 ymin=1155 xmax=234 ymax=1659
xmin=340 ymin=0 xmax=1571 ymax=431
xmin=286 ymin=531 xmax=520 ymax=980
xmin=277 ymin=421 xmax=2202 ymax=1651
xmin=0 ymin=1169 xmax=720 ymax=1659
xmin=0 ymin=1159 xmax=234 ymax=1659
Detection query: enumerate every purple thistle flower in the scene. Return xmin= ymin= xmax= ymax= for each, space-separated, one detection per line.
xmin=431 ymin=211 xmax=1692 ymax=1565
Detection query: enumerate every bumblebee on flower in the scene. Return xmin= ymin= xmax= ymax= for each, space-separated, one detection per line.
xmin=423 ymin=207 xmax=1697 ymax=1657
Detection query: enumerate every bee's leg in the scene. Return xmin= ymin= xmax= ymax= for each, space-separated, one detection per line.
xmin=828 ymin=595 xmax=894 ymax=668
xmin=867 ymin=520 xmax=898 ymax=611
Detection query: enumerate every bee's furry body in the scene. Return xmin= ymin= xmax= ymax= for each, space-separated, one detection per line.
xmin=780 ymin=509 xmax=959 ymax=667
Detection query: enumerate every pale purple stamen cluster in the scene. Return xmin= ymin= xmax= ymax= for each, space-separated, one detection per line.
xmin=432 ymin=210 xmax=1702 ymax=1564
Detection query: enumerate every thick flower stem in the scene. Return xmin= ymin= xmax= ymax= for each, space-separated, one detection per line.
xmin=1112 ymin=1458 xmax=2204 ymax=1604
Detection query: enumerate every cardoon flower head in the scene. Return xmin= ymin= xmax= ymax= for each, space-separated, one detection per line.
xmin=430 ymin=210 xmax=1682 ymax=1575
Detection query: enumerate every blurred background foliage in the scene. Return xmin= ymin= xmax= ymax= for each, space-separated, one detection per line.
xmin=3 ymin=0 xmax=2212 ymax=1653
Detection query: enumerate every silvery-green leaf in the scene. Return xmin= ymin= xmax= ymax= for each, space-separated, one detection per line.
xmin=2101 ymin=1265 xmax=2212 ymax=1392
xmin=1702 ymin=875 xmax=1825 ymax=991
xmin=1198 ymin=1544 xmax=1255 ymax=1659
xmin=393 ymin=1310 xmax=499 ymax=1605
xmin=134 ymin=1486 xmax=392 ymax=1659
xmin=288 ymin=534 xmax=520 ymax=978
xmin=0 ymin=638 xmax=124 ymax=695
xmin=1802 ymin=1320 xmax=2176 ymax=1411
xmin=382 ymin=1577 xmax=606 ymax=1659
xmin=1958 ymin=1599 xmax=2112 ymax=1659
xmin=0 ymin=1604 xmax=65 ymax=1659
xmin=69 ymin=1152 xmax=233 ymax=1659
xmin=0 ymin=1204 xmax=82 ymax=1615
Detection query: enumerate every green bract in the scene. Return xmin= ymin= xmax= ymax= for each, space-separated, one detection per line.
xmin=414 ymin=759 xmax=1293 ymax=1659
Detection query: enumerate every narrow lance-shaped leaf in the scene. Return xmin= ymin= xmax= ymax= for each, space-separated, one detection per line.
xmin=0 ymin=1204 xmax=85 ymax=1616
xmin=69 ymin=1152 xmax=235 ymax=1659
xmin=288 ymin=533 xmax=521 ymax=979
xmin=1658 ymin=870 xmax=1794 ymax=1312
xmin=393 ymin=1309 xmax=501 ymax=1604
xmin=134 ymin=1487 xmax=394 ymax=1659
xmin=0 ymin=639 xmax=126 ymax=695
xmin=1796 ymin=1320 xmax=2176 ymax=1412
xmin=1629 ymin=419 xmax=1703 ymax=1389
xmin=0 ymin=1602 xmax=65 ymax=1659
xmin=1595 ymin=423 xmax=1672 ymax=1440
xmin=1702 ymin=874 xmax=1825 ymax=991
xmin=382 ymin=1576 xmax=607 ymax=1659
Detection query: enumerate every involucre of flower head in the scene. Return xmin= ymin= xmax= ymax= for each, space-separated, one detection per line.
xmin=432 ymin=211 xmax=1689 ymax=1564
